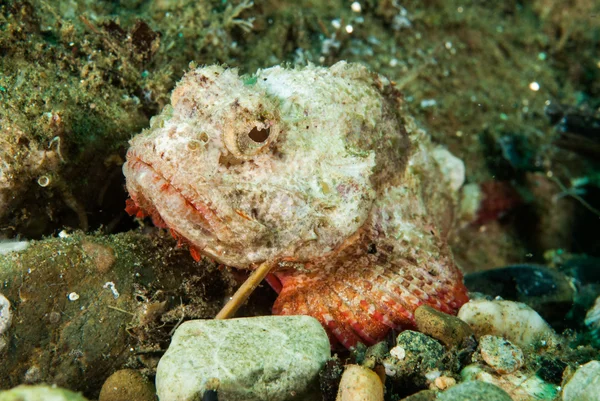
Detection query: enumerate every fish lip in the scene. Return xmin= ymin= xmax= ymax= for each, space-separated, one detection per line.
xmin=124 ymin=151 xmax=225 ymax=255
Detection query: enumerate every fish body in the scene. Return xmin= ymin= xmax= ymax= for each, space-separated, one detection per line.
xmin=123 ymin=62 xmax=468 ymax=348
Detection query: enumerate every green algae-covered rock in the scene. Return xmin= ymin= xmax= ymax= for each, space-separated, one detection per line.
xmin=438 ymin=381 xmax=512 ymax=401
xmin=155 ymin=316 xmax=331 ymax=401
xmin=0 ymin=385 xmax=88 ymax=401
xmin=0 ymin=231 xmax=232 ymax=396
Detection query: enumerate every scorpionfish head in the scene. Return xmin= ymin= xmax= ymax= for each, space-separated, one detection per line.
xmin=123 ymin=65 xmax=406 ymax=268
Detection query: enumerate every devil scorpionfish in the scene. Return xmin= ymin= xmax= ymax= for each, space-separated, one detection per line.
xmin=123 ymin=62 xmax=469 ymax=349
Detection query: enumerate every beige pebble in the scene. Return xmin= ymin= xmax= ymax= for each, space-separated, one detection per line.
xmin=414 ymin=305 xmax=474 ymax=348
xmin=434 ymin=376 xmax=456 ymax=390
xmin=99 ymin=369 xmax=156 ymax=401
xmin=336 ymin=364 xmax=384 ymax=401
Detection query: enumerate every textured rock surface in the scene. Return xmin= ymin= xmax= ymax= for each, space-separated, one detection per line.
xmin=0 ymin=232 xmax=232 ymax=397
xmin=438 ymin=381 xmax=512 ymax=401
xmin=156 ymin=316 xmax=330 ymax=401
xmin=461 ymin=364 xmax=558 ymax=401
xmin=414 ymin=304 xmax=474 ymax=348
xmin=382 ymin=331 xmax=444 ymax=389
xmin=562 ymin=360 xmax=600 ymax=401
xmin=457 ymin=299 xmax=557 ymax=349
xmin=335 ymin=364 xmax=383 ymax=401
xmin=0 ymin=385 xmax=89 ymax=401
xmin=477 ymin=335 xmax=524 ymax=374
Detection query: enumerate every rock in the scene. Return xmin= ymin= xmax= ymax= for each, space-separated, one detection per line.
xmin=465 ymin=264 xmax=575 ymax=324
xmin=562 ymin=360 xmax=600 ymax=401
xmin=414 ymin=305 xmax=474 ymax=348
xmin=400 ymin=389 xmax=437 ymax=401
xmin=0 ymin=231 xmax=233 ymax=396
xmin=457 ymin=299 xmax=558 ymax=349
xmin=461 ymin=364 xmax=558 ymax=401
xmin=335 ymin=365 xmax=383 ymax=401
xmin=432 ymin=376 xmax=456 ymax=390
xmin=382 ymin=331 xmax=445 ymax=389
xmin=477 ymin=335 xmax=524 ymax=374
xmin=437 ymin=381 xmax=512 ymax=401
xmin=99 ymin=369 xmax=156 ymax=401
xmin=464 ymin=264 xmax=575 ymax=329
xmin=0 ymin=293 xmax=11 ymax=352
xmin=0 ymin=385 xmax=89 ymax=401
xmin=155 ymin=316 xmax=330 ymax=401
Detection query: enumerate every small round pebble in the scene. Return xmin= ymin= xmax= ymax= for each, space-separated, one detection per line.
xmin=414 ymin=305 xmax=474 ymax=348
xmin=99 ymin=369 xmax=156 ymax=401
xmin=336 ymin=364 xmax=383 ymax=401
xmin=438 ymin=381 xmax=513 ymax=401
xmin=478 ymin=335 xmax=524 ymax=374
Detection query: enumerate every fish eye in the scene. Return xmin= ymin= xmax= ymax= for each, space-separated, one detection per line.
xmin=235 ymin=121 xmax=274 ymax=156
xmin=248 ymin=126 xmax=270 ymax=143
xmin=223 ymin=116 xmax=280 ymax=160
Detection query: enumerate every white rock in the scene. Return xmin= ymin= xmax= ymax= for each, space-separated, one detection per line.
xmin=0 ymin=293 xmax=11 ymax=337
xmin=0 ymin=240 xmax=29 ymax=255
xmin=0 ymin=385 xmax=89 ymax=401
xmin=431 ymin=146 xmax=465 ymax=192
xmin=458 ymin=299 xmax=557 ymax=349
xmin=562 ymin=360 xmax=600 ymax=401
xmin=156 ymin=316 xmax=330 ymax=401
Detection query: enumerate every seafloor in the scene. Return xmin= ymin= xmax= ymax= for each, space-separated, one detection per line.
xmin=0 ymin=0 xmax=599 ymax=400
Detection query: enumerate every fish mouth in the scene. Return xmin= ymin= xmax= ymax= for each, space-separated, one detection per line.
xmin=123 ymin=151 xmax=236 ymax=264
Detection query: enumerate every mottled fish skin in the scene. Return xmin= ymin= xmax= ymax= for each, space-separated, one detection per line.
xmin=123 ymin=62 xmax=469 ymax=349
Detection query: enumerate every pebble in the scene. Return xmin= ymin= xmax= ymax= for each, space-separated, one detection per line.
xmin=99 ymin=369 xmax=156 ymax=401
xmin=477 ymin=335 xmax=524 ymax=374
xmin=464 ymin=264 xmax=574 ymax=328
xmin=0 ymin=385 xmax=89 ymax=401
xmin=457 ymin=299 xmax=558 ymax=349
xmin=461 ymin=364 xmax=558 ymax=401
xmin=0 ymin=293 xmax=11 ymax=352
xmin=400 ymin=389 xmax=437 ymax=401
xmin=437 ymin=381 xmax=512 ymax=401
xmin=155 ymin=316 xmax=330 ymax=401
xmin=335 ymin=365 xmax=383 ymax=401
xmin=562 ymin=360 xmax=600 ymax=401
xmin=414 ymin=304 xmax=474 ymax=348
xmin=383 ymin=331 xmax=444 ymax=388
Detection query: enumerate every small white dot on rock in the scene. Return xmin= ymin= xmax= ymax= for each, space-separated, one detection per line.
xmin=68 ymin=292 xmax=80 ymax=301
